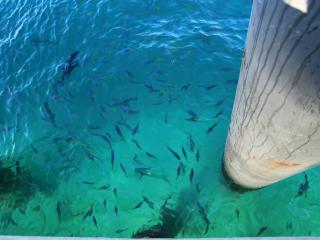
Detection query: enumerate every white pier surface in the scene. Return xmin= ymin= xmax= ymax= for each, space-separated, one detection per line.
xmin=224 ymin=0 xmax=320 ymax=188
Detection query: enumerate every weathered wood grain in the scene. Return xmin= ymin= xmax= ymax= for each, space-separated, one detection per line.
xmin=224 ymin=0 xmax=320 ymax=188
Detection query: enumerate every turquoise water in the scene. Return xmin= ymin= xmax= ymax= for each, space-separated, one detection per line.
xmin=1 ymin=0 xmax=320 ymax=237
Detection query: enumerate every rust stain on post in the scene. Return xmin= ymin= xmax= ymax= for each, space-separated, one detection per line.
xmin=269 ymin=159 xmax=301 ymax=169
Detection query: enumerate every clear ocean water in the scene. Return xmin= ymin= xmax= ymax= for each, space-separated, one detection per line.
xmin=1 ymin=0 xmax=320 ymax=237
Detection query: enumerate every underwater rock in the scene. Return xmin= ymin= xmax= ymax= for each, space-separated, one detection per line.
xmin=132 ymin=206 xmax=180 ymax=238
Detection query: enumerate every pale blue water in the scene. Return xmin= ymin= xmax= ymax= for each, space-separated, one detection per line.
xmin=1 ymin=0 xmax=320 ymax=237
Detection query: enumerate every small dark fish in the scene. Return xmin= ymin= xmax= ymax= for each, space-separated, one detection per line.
xmin=296 ymin=183 xmax=304 ymax=198
xmin=206 ymin=122 xmax=217 ymax=134
xmin=215 ymin=110 xmax=223 ymax=118
xmin=179 ymin=162 xmax=186 ymax=174
xmin=145 ymin=151 xmax=156 ymax=159
xmin=9 ymin=218 xmax=18 ymax=226
xmin=195 ymin=33 xmax=211 ymax=45
xmin=61 ymin=51 xmax=80 ymax=83
xmin=19 ymin=208 xmax=26 ymax=215
xmin=92 ymin=215 xmax=98 ymax=228
xmin=196 ymin=148 xmax=200 ymax=162
xmin=53 ymin=136 xmax=68 ymax=142
xmin=256 ymin=226 xmax=268 ymax=236
xmin=156 ymin=69 xmax=163 ymax=75
xmin=295 ymin=174 xmax=309 ymax=198
xmin=112 ymin=97 xmax=138 ymax=107
xmin=167 ymin=146 xmax=181 ymax=160
xmin=197 ymin=202 xmax=210 ymax=235
xmin=97 ymin=184 xmax=110 ymax=190
xmin=152 ymin=101 xmax=164 ymax=106
xmin=150 ymin=68 xmax=163 ymax=76
xmin=199 ymin=84 xmax=216 ymax=91
xmin=85 ymin=150 xmax=96 ymax=161
xmin=82 ymin=181 xmax=94 ymax=185
xmin=168 ymin=94 xmax=178 ymax=103
xmin=99 ymin=104 xmax=107 ymax=114
xmin=181 ymin=84 xmax=191 ymax=91
xmin=236 ymin=209 xmax=240 ymax=220
xmin=132 ymin=201 xmax=144 ymax=209
xmin=15 ymin=159 xmax=21 ymax=176
xmin=125 ymin=70 xmax=134 ymax=78
xmin=164 ymin=112 xmax=168 ymax=124
xmin=286 ymin=222 xmax=292 ymax=230
xmin=161 ymin=194 xmax=173 ymax=209
xmin=145 ymin=84 xmax=159 ymax=93
xmin=132 ymin=154 xmax=143 ymax=165
xmin=111 ymin=149 xmax=115 ymax=169
xmin=135 ymin=167 xmax=152 ymax=179
xmin=122 ymin=107 xmax=139 ymax=115
xmin=185 ymin=110 xmax=199 ymax=122
xmin=132 ymin=123 xmax=139 ymax=136
xmin=87 ymin=125 xmax=101 ymax=130
xmin=205 ymin=84 xmax=217 ymax=90
xmin=114 ymin=206 xmax=118 ymax=216
xmin=115 ymin=228 xmax=128 ymax=234
xmin=56 ymin=201 xmax=62 ymax=223
xmin=181 ymin=146 xmax=187 ymax=160
xmin=204 ymin=223 xmax=209 ymax=235
xmin=103 ymin=199 xmax=107 ymax=208
xmin=189 ymin=134 xmax=195 ymax=152
xmin=143 ymin=196 xmax=154 ymax=209
xmin=227 ymin=79 xmax=237 ymax=85
xmin=92 ymin=133 xmax=112 ymax=148
xmin=196 ymin=183 xmax=201 ymax=193
xmin=120 ymin=163 xmax=127 ymax=176
xmin=53 ymin=136 xmax=74 ymax=143
xmin=187 ymin=110 xmax=197 ymax=118
xmin=132 ymin=139 xmax=143 ymax=150
xmin=65 ymin=136 xmax=75 ymax=143
xmin=43 ymin=101 xmax=56 ymax=127
xmin=113 ymin=188 xmax=117 ymax=197
xmin=115 ymin=125 xmax=125 ymax=141
xmin=83 ymin=206 xmax=93 ymax=220
xmin=176 ymin=165 xmax=181 ymax=178
xmin=215 ymin=100 xmax=224 ymax=107
xmin=189 ymin=169 xmax=194 ymax=184
xmin=33 ymin=205 xmax=41 ymax=211
xmin=101 ymin=134 xmax=113 ymax=148
xmin=145 ymin=60 xmax=154 ymax=65
xmin=31 ymin=145 xmax=38 ymax=154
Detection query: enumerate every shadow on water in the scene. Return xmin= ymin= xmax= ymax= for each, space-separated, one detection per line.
xmin=132 ymin=188 xmax=198 ymax=238
xmin=0 ymin=139 xmax=61 ymax=228
xmin=132 ymin=150 xmax=254 ymax=238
